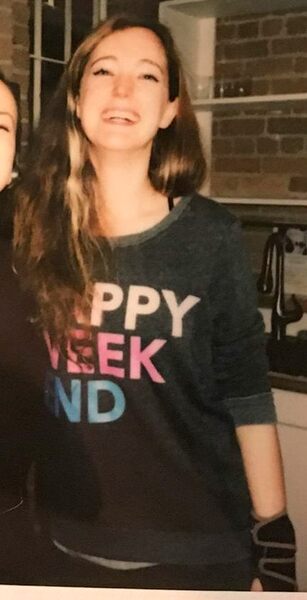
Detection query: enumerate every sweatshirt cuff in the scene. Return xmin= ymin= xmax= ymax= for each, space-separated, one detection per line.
xmin=224 ymin=391 xmax=277 ymax=427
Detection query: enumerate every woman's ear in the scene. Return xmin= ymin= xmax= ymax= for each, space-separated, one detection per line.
xmin=159 ymin=97 xmax=178 ymax=130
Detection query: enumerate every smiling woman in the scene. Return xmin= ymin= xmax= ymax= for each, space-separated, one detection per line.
xmin=0 ymin=74 xmax=18 ymax=193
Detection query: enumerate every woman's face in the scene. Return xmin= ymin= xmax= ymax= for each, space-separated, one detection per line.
xmin=0 ymin=80 xmax=17 ymax=191
xmin=76 ymin=27 xmax=178 ymax=155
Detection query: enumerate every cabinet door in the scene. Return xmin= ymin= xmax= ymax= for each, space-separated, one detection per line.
xmin=274 ymin=389 xmax=307 ymax=591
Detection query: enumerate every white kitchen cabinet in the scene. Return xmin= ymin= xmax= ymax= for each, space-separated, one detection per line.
xmin=274 ymin=389 xmax=307 ymax=591
xmin=160 ymin=0 xmax=307 ymax=113
xmin=160 ymin=0 xmax=307 ymax=20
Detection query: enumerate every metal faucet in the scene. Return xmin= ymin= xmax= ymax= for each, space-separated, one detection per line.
xmin=257 ymin=227 xmax=303 ymax=341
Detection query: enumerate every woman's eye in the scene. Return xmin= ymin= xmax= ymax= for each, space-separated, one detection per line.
xmin=0 ymin=125 xmax=9 ymax=132
xmin=141 ymin=73 xmax=159 ymax=82
xmin=93 ymin=67 xmax=112 ymax=76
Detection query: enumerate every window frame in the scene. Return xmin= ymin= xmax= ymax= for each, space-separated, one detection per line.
xmin=30 ymin=0 xmax=107 ymax=126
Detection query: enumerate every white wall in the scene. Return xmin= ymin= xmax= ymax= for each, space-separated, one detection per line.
xmin=159 ymin=4 xmax=215 ymax=195
xmin=160 ymin=4 xmax=216 ymax=77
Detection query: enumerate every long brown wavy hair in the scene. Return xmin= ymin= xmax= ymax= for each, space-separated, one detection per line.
xmin=14 ymin=14 xmax=206 ymax=344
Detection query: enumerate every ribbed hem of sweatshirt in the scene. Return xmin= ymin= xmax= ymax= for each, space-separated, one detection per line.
xmin=51 ymin=519 xmax=251 ymax=566
xmin=224 ymin=391 xmax=277 ymax=427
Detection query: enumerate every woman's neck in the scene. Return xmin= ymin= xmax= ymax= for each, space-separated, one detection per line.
xmin=90 ymin=148 xmax=169 ymax=237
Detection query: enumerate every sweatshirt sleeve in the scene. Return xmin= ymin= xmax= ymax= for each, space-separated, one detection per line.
xmin=0 ymin=240 xmax=47 ymax=511
xmin=211 ymin=219 xmax=276 ymax=427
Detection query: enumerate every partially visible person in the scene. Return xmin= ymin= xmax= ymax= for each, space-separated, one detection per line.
xmin=0 ymin=72 xmax=22 ymax=241
xmin=0 ymin=71 xmax=48 ymax=584
xmin=0 ymin=74 xmax=17 ymax=194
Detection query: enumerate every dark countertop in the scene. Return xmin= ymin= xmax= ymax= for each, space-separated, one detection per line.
xmin=221 ymin=201 xmax=307 ymax=227
xmin=270 ymin=372 xmax=307 ymax=394
xmin=219 ymin=200 xmax=307 ymax=394
xmin=266 ymin=334 xmax=307 ymax=393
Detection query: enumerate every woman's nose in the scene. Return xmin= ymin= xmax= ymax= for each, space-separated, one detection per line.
xmin=113 ymin=75 xmax=134 ymax=97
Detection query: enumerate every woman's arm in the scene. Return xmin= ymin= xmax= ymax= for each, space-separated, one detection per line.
xmin=235 ymin=423 xmax=286 ymax=518
xmin=210 ymin=217 xmax=296 ymax=591
xmin=236 ymin=423 xmax=297 ymax=592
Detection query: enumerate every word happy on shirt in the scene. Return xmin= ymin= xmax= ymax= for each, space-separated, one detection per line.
xmin=45 ymin=283 xmax=201 ymax=424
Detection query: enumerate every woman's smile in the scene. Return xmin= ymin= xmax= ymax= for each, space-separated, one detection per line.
xmin=102 ymin=108 xmax=140 ymax=125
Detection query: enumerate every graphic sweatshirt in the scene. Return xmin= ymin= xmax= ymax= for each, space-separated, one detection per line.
xmin=36 ymin=194 xmax=276 ymax=566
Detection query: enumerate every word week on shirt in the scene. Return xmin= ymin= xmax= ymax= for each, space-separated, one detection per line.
xmin=45 ymin=283 xmax=201 ymax=424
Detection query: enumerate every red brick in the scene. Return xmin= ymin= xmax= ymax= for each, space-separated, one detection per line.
xmin=241 ymin=108 xmax=267 ymax=116
xmin=238 ymin=21 xmax=259 ymax=39
xmin=262 ymin=18 xmax=283 ymax=37
xmin=262 ymin=157 xmax=307 ymax=174
xmin=212 ymin=138 xmax=233 ymax=155
xmin=20 ymin=98 xmax=29 ymax=120
xmin=233 ymin=137 xmax=255 ymax=154
xmin=13 ymin=24 xmax=29 ymax=47
xmin=214 ymin=157 xmax=260 ymax=173
xmin=287 ymin=16 xmax=307 ymax=35
xmin=19 ymin=120 xmax=29 ymax=141
xmin=0 ymin=6 xmax=10 ymax=22
xmin=213 ymin=121 xmax=219 ymax=136
xmin=257 ymin=137 xmax=279 ymax=154
xmin=213 ymin=173 xmax=290 ymax=199
xmin=12 ymin=2 xmax=29 ymax=25
xmin=272 ymin=37 xmax=307 ymax=54
xmin=0 ymin=36 xmax=12 ymax=60
xmin=12 ymin=47 xmax=29 ymax=71
xmin=289 ymin=177 xmax=307 ymax=192
xmin=270 ymin=106 xmax=293 ymax=117
xmin=251 ymin=79 xmax=270 ymax=95
xmin=268 ymin=117 xmax=307 ymax=135
xmin=210 ymin=173 xmax=240 ymax=197
xmin=249 ymin=57 xmax=293 ymax=77
xmin=216 ymin=23 xmax=237 ymax=40
xmin=215 ymin=61 xmax=242 ymax=79
xmin=213 ymin=110 xmax=231 ymax=118
xmin=295 ymin=57 xmax=307 ymax=72
xmin=291 ymin=108 xmax=307 ymax=116
xmin=220 ymin=118 xmax=265 ymax=136
xmin=224 ymin=40 xmax=268 ymax=60
xmin=216 ymin=43 xmax=226 ymax=62
xmin=12 ymin=72 xmax=28 ymax=96
xmin=271 ymin=78 xmax=307 ymax=94
xmin=281 ymin=137 xmax=304 ymax=153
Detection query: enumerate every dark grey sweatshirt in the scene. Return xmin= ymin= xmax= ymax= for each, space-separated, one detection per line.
xmin=36 ymin=194 xmax=276 ymax=566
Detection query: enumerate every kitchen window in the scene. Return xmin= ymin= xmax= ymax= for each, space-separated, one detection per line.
xmin=29 ymin=0 xmax=107 ymax=127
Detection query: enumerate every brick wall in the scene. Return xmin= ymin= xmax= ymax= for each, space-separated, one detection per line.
xmin=0 ymin=1 xmax=14 ymax=77
xmin=211 ymin=9 xmax=307 ymax=200
xmin=0 ymin=0 xmax=30 ymax=151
